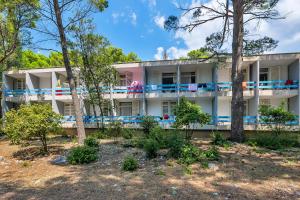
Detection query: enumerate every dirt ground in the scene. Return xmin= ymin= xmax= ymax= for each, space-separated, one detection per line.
xmin=0 ymin=136 xmax=299 ymax=200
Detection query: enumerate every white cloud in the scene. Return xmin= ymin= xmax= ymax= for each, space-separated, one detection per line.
xmin=154 ymin=47 xmax=164 ymax=60
xmin=154 ymin=0 xmax=300 ymax=59
xmin=130 ymin=12 xmax=137 ymax=25
xmin=154 ymin=15 xmax=166 ymax=29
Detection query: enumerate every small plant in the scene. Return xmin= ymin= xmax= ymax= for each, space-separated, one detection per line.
xmin=154 ymin=169 xmax=166 ymax=176
xmin=211 ymin=131 xmax=230 ymax=147
xmin=122 ymin=129 xmax=133 ymax=139
xmin=183 ymin=165 xmax=193 ymax=175
xmin=179 ymin=144 xmax=201 ymax=165
xmin=84 ymin=137 xmax=99 ymax=148
xmin=149 ymin=126 xmax=167 ymax=148
xmin=247 ymin=132 xmax=299 ymax=150
xmin=107 ymin=121 xmax=123 ymax=139
xmin=122 ymin=155 xmax=138 ymax=171
xmin=140 ymin=116 xmax=158 ymax=136
xmin=144 ymin=139 xmax=159 ymax=159
xmin=167 ymin=132 xmax=186 ymax=158
xmin=67 ymin=146 xmax=98 ymax=164
xmin=201 ymin=146 xmax=219 ymax=161
xmin=21 ymin=161 xmax=30 ymax=168
xmin=89 ymin=130 xmax=108 ymax=139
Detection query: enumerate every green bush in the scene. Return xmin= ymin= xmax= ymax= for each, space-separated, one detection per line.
xmin=144 ymin=139 xmax=159 ymax=159
xmin=3 ymin=103 xmax=62 ymax=153
xmin=179 ymin=144 xmax=201 ymax=165
xmin=122 ymin=155 xmax=138 ymax=171
xmin=122 ymin=129 xmax=133 ymax=139
xmin=84 ymin=137 xmax=99 ymax=148
xmin=167 ymin=132 xmax=186 ymax=158
xmin=89 ymin=130 xmax=109 ymax=139
xmin=140 ymin=116 xmax=158 ymax=136
xmin=149 ymin=126 xmax=167 ymax=148
xmin=247 ymin=132 xmax=300 ymax=150
xmin=67 ymin=146 xmax=98 ymax=164
xmin=211 ymin=132 xmax=231 ymax=147
xmin=107 ymin=121 xmax=123 ymax=138
xmin=200 ymin=146 xmax=219 ymax=161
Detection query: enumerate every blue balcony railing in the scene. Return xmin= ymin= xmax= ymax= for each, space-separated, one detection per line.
xmin=62 ymin=115 xmax=299 ymax=126
xmin=4 ymin=80 xmax=299 ymax=97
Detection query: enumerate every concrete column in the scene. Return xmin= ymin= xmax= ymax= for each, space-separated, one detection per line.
xmin=298 ymin=59 xmax=300 ymax=125
xmin=2 ymin=74 xmax=8 ymax=116
xmin=51 ymin=71 xmax=59 ymax=114
xmin=254 ymin=60 xmax=260 ymax=124
xmin=212 ymin=66 xmax=218 ymax=125
xmin=177 ymin=65 xmax=180 ymax=103
xmin=142 ymin=65 xmax=146 ymax=115
xmin=25 ymin=72 xmax=31 ymax=104
xmin=109 ymin=84 xmax=116 ymax=116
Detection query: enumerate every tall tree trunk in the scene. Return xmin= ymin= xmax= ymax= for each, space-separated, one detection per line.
xmin=231 ymin=0 xmax=245 ymax=142
xmin=53 ymin=0 xmax=86 ymax=144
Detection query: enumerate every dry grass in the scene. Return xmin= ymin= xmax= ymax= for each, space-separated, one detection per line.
xmin=0 ymin=136 xmax=299 ymax=200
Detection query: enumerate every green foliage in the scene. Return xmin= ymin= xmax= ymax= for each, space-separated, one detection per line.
xmin=149 ymin=126 xmax=167 ymax=148
xmin=167 ymin=132 xmax=186 ymax=158
xmin=259 ymin=102 xmax=296 ymax=134
xmin=187 ymin=48 xmax=210 ymax=59
xmin=122 ymin=129 xmax=133 ymax=139
xmin=140 ymin=116 xmax=158 ymax=136
xmin=247 ymin=132 xmax=300 ymax=150
xmin=67 ymin=146 xmax=98 ymax=165
xmin=211 ymin=132 xmax=231 ymax=147
xmin=89 ymin=130 xmax=109 ymax=139
xmin=174 ymin=97 xmax=211 ymax=139
xmin=104 ymin=46 xmax=141 ymax=63
xmin=179 ymin=144 xmax=201 ymax=165
xmin=84 ymin=137 xmax=99 ymax=148
xmin=122 ymin=155 xmax=138 ymax=171
xmin=107 ymin=121 xmax=123 ymax=138
xmin=200 ymin=146 xmax=219 ymax=161
xmin=144 ymin=139 xmax=159 ymax=159
xmin=4 ymin=104 xmax=62 ymax=152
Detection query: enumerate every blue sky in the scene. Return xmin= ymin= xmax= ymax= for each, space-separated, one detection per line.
xmin=34 ymin=0 xmax=300 ymax=61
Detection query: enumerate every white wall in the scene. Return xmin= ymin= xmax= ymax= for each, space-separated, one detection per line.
xmin=147 ymin=99 xmax=162 ymax=116
xmin=40 ymin=77 xmax=52 ymax=88
xmin=218 ymin=68 xmax=231 ymax=82
xmin=147 ymin=70 xmax=162 ymax=85
xmin=218 ymin=99 xmax=231 ymax=116
xmin=196 ymin=98 xmax=212 ymax=115
xmin=196 ymin=67 xmax=212 ymax=83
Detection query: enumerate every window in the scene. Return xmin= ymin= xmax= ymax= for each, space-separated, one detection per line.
xmin=64 ymin=103 xmax=75 ymax=116
xmin=181 ymin=72 xmax=196 ymax=84
xmin=15 ymin=79 xmax=25 ymax=90
xmin=162 ymin=73 xmax=177 ymax=84
xmin=260 ymin=68 xmax=269 ymax=81
xmin=162 ymin=101 xmax=177 ymax=115
xmin=119 ymin=102 xmax=132 ymax=116
xmin=119 ymin=72 xmax=133 ymax=86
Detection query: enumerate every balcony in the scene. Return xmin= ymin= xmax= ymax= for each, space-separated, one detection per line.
xmin=3 ymin=80 xmax=299 ymax=100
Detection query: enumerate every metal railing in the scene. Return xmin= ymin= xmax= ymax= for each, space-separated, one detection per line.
xmin=4 ymin=80 xmax=299 ymax=97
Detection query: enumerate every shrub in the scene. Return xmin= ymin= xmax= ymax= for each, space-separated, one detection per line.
xmin=140 ymin=116 xmax=158 ymax=136
xmin=107 ymin=121 xmax=123 ymax=139
xmin=3 ymin=104 xmax=62 ymax=153
xmin=200 ymin=146 xmax=219 ymax=161
xmin=89 ymin=130 xmax=108 ymax=139
xmin=259 ymin=103 xmax=296 ymax=134
xmin=149 ymin=126 xmax=167 ymax=148
xmin=247 ymin=132 xmax=299 ymax=150
xmin=144 ymin=139 xmax=159 ymax=159
xmin=84 ymin=137 xmax=99 ymax=148
xmin=179 ymin=144 xmax=201 ymax=165
xmin=211 ymin=132 xmax=231 ymax=147
xmin=67 ymin=146 xmax=98 ymax=164
xmin=173 ymin=97 xmax=211 ymax=140
xmin=122 ymin=129 xmax=133 ymax=139
xmin=167 ymin=132 xmax=186 ymax=158
xmin=122 ymin=155 xmax=138 ymax=171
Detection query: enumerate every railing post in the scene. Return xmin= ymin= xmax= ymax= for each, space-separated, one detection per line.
xmin=177 ymin=65 xmax=180 ymax=103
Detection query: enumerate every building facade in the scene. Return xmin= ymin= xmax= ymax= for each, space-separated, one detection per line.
xmin=2 ymin=53 xmax=300 ymax=130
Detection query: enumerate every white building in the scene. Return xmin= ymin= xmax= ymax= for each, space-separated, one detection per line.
xmin=2 ymin=53 xmax=300 ymax=130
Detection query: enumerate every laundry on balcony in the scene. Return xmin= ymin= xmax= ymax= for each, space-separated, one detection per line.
xmin=188 ymin=83 xmax=197 ymax=91
xmin=128 ymin=81 xmax=143 ymax=93
xmin=150 ymin=84 xmax=157 ymax=91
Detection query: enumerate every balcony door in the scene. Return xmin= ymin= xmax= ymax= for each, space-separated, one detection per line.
xmin=181 ymin=72 xmax=196 ymax=84
xmin=162 ymin=73 xmax=176 ymax=85
xmin=259 ymin=68 xmax=269 ymax=81
xmin=119 ymin=102 xmax=132 ymax=116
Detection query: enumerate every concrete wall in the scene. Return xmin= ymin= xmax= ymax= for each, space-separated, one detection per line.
xmin=218 ymin=99 xmax=231 ymax=116
xmin=40 ymin=77 xmax=52 ymax=88
xmin=218 ymin=68 xmax=231 ymax=82
xmin=196 ymin=98 xmax=212 ymax=115
xmin=289 ymin=60 xmax=300 ymax=80
xmin=196 ymin=67 xmax=212 ymax=83
xmin=147 ymin=99 xmax=162 ymax=116
xmin=289 ymin=96 xmax=299 ymax=114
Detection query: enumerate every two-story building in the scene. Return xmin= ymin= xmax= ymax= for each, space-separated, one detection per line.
xmin=2 ymin=53 xmax=300 ymax=130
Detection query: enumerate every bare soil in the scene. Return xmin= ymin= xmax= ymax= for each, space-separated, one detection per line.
xmin=0 ymin=136 xmax=299 ymax=200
